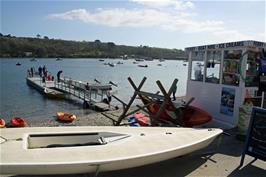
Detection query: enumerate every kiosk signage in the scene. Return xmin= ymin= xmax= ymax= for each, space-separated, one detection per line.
xmin=240 ymin=107 xmax=266 ymax=166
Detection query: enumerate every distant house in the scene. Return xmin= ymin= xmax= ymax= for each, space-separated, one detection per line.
xmin=24 ymin=52 xmax=32 ymax=57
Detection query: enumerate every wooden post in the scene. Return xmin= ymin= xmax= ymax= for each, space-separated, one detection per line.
xmin=155 ymin=79 xmax=182 ymax=125
xmin=115 ymin=77 xmax=147 ymax=125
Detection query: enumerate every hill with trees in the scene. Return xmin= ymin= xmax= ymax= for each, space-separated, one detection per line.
xmin=0 ymin=34 xmax=186 ymax=59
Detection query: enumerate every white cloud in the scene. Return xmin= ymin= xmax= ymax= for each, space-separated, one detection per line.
xmin=213 ymin=30 xmax=254 ymax=42
xmin=130 ymin=0 xmax=194 ymax=10
xmin=48 ymin=0 xmax=261 ymax=42
xmin=48 ymin=8 xmax=223 ymax=33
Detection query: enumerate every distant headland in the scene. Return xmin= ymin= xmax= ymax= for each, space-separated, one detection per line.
xmin=0 ymin=34 xmax=186 ymax=59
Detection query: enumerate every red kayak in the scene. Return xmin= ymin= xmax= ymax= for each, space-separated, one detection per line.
xmin=10 ymin=117 xmax=27 ymax=127
xmin=141 ymin=96 xmax=212 ymax=127
xmin=0 ymin=118 xmax=6 ymax=128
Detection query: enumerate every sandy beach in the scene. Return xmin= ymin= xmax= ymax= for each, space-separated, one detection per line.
xmin=2 ymin=107 xmax=265 ymax=177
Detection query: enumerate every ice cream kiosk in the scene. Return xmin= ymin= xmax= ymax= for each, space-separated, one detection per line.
xmin=185 ymin=40 xmax=266 ymax=128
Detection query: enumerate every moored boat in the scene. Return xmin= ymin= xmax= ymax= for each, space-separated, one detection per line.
xmin=108 ymin=63 xmax=115 ymax=67
xmin=138 ymin=64 xmax=148 ymax=68
xmin=30 ymin=58 xmax=37 ymax=61
xmin=0 ymin=126 xmax=222 ymax=175
xmin=10 ymin=117 xmax=27 ymax=127
xmin=44 ymin=87 xmax=64 ymax=99
xmin=56 ymin=112 xmax=77 ymax=122
xmin=0 ymin=118 xmax=6 ymax=128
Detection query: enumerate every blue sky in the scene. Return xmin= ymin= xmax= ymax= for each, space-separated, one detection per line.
xmin=1 ymin=0 xmax=265 ymax=49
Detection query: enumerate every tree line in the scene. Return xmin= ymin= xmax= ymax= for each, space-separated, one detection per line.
xmin=0 ymin=34 xmax=186 ymax=59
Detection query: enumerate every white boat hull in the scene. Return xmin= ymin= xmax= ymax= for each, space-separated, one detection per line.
xmin=0 ymin=126 xmax=222 ymax=175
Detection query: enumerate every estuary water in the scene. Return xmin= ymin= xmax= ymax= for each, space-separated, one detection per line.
xmin=0 ymin=58 xmax=188 ymax=122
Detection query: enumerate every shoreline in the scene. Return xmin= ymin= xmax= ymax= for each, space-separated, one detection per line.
xmin=26 ymin=107 xmax=136 ymax=127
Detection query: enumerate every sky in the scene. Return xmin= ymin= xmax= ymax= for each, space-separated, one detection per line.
xmin=1 ymin=0 xmax=265 ymax=49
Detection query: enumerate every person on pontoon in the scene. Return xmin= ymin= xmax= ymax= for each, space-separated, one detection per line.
xmin=194 ymin=63 xmax=202 ymax=81
xmin=172 ymin=84 xmax=177 ymax=101
xmin=106 ymin=88 xmax=113 ymax=108
xmin=57 ymin=70 xmax=63 ymax=83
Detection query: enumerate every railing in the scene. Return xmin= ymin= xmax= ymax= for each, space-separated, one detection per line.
xmin=55 ymin=77 xmax=112 ymax=103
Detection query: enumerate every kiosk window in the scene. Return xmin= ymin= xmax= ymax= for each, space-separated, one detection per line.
xmin=206 ymin=51 xmax=221 ymax=84
xmin=222 ymin=50 xmax=241 ymax=86
xmin=245 ymin=51 xmax=260 ymax=87
xmin=191 ymin=51 xmax=204 ymax=81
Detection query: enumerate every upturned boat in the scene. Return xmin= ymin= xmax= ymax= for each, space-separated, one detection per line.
xmin=0 ymin=126 xmax=222 ymax=175
xmin=0 ymin=118 xmax=6 ymax=128
xmin=141 ymin=96 xmax=212 ymax=127
xmin=10 ymin=117 xmax=27 ymax=127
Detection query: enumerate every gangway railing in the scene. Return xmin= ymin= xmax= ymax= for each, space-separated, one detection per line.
xmin=55 ymin=77 xmax=112 ymax=104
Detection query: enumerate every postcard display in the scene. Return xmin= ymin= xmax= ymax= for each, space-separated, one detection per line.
xmin=185 ymin=41 xmax=266 ymax=128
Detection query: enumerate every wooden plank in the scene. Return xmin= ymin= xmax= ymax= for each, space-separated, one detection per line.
xmin=136 ymin=91 xmax=164 ymax=100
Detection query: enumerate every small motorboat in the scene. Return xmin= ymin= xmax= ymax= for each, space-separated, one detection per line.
xmin=138 ymin=64 xmax=148 ymax=68
xmin=44 ymin=87 xmax=64 ymax=99
xmin=99 ymin=59 xmax=105 ymax=62
xmin=10 ymin=117 xmax=27 ymax=127
xmin=140 ymin=96 xmax=212 ymax=127
xmin=16 ymin=62 xmax=21 ymax=66
xmin=108 ymin=63 xmax=115 ymax=67
xmin=135 ymin=58 xmax=145 ymax=62
xmin=30 ymin=58 xmax=37 ymax=62
xmin=56 ymin=112 xmax=77 ymax=122
xmin=0 ymin=118 xmax=6 ymax=128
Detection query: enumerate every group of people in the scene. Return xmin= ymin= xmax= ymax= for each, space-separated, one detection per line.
xmin=27 ymin=66 xmax=61 ymax=84
xmin=38 ymin=66 xmax=55 ymax=83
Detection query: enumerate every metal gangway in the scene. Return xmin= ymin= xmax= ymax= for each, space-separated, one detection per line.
xmin=55 ymin=77 xmax=112 ymax=109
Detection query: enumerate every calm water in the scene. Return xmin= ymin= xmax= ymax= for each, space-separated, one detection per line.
xmin=0 ymin=58 xmax=188 ymax=122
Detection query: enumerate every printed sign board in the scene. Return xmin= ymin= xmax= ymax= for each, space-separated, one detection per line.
xmin=240 ymin=107 xmax=266 ymax=166
xmin=220 ymin=87 xmax=235 ymax=116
